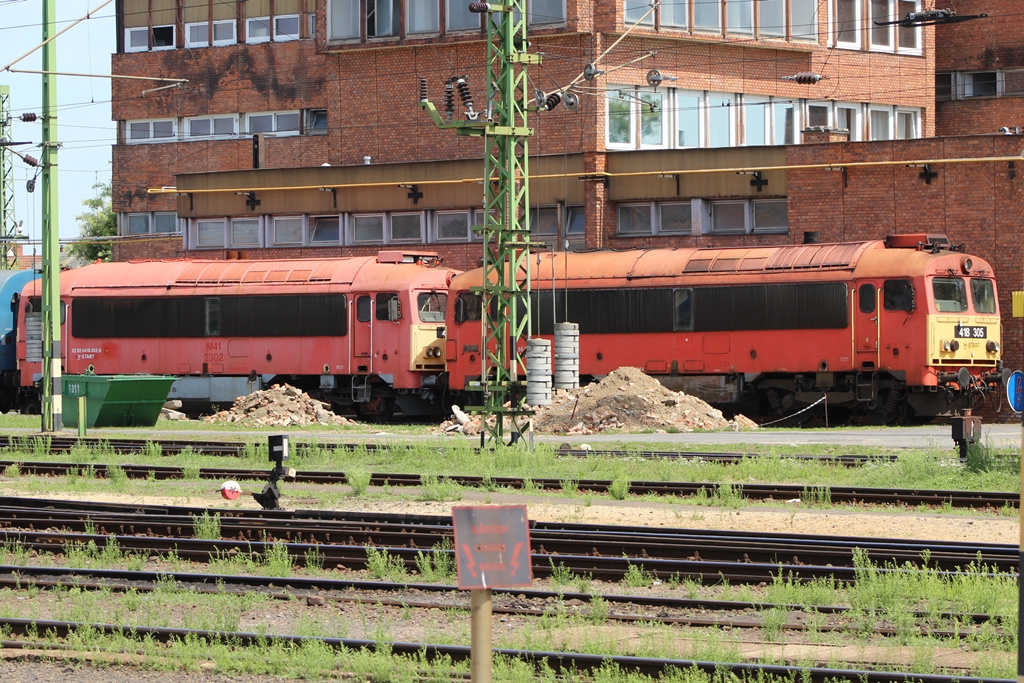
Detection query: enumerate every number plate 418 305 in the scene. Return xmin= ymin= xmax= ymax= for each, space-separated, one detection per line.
xmin=955 ymin=326 xmax=987 ymax=339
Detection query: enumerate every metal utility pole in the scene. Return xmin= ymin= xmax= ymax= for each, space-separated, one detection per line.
xmin=420 ymin=0 xmax=538 ymax=446
xmin=41 ymin=0 xmax=62 ymax=432
xmin=0 ymin=85 xmax=19 ymax=269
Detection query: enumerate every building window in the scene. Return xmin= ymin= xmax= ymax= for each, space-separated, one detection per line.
xmin=790 ymin=0 xmax=818 ymax=40
xmin=727 ymin=0 xmax=754 ymax=34
xmin=869 ymin=0 xmax=892 ymax=48
xmin=617 ymin=204 xmax=653 ymax=235
xmin=961 ymin=71 xmax=997 ymax=98
xmin=247 ymin=17 xmax=273 ymax=43
xmin=869 ymin=107 xmax=891 ymax=140
xmin=836 ymin=0 xmax=919 ymax=53
xmin=213 ymin=20 xmax=236 ymax=45
xmin=368 ymin=0 xmax=399 ymax=37
xmin=711 ymin=201 xmax=746 ymax=234
xmin=436 ymin=211 xmax=471 ymax=241
xmin=329 ymin=0 xmax=361 ymax=39
xmin=185 ymin=115 xmax=237 ymax=138
xmin=353 ymin=214 xmax=385 ymax=243
xmin=390 ymin=213 xmax=423 ymax=242
xmin=752 ymin=199 xmax=788 ymax=233
xmin=618 ymin=201 xmax=697 ymax=236
xmin=310 ymin=216 xmax=341 ymax=244
xmin=834 ymin=0 xmax=859 ymax=47
xmin=895 ymin=110 xmax=917 ymax=139
xmin=773 ymin=100 xmax=797 ymax=144
xmin=275 ymin=15 xmax=301 ymax=40
xmin=530 ymin=0 xmax=566 ymax=25
xmin=306 ymin=109 xmax=328 ymax=134
xmin=273 ymin=217 xmax=304 ymax=245
xmin=185 ymin=22 xmax=210 ymax=48
xmin=676 ymin=91 xmax=701 ymax=147
xmin=231 ymin=218 xmax=261 ymax=247
xmin=806 ymin=102 xmax=830 ymax=128
xmin=708 ymin=93 xmax=734 ymax=147
xmin=126 ymin=214 xmax=150 ymax=235
xmin=247 ymin=111 xmax=301 ymax=135
xmin=125 ymin=27 xmax=150 ymax=52
xmin=659 ymin=203 xmax=691 ymax=234
xmin=126 ymin=119 xmax=176 ymax=143
xmin=694 ymin=0 xmax=720 ymax=31
xmin=743 ymin=96 xmax=769 ymax=146
xmin=408 ymin=0 xmax=439 ymax=33
xmin=123 ymin=212 xmax=179 ymax=236
xmin=835 ymin=104 xmax=861 ymax=140
xmin=196 ymin=219 xmax=225 ymax=248
xmin=896 ymin=0 xmax=919 ymax=50
xmin=607 ymin=87 xmax=664 ymax=149
xmin=447 ymin=0 xmax=480 ymax=30
xmin=1005 ymin=70 xmax=1024 ymax=96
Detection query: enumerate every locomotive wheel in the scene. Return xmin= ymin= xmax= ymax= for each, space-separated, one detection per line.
xmin=864 ymin=390 xmax=903 ymax=426
xmin=354 ymin=394 xmax=397 ymax=422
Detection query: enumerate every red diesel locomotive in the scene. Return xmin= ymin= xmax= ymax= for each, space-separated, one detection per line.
xmin=445 ymin=235 xmax=1007 ymax=424
xmin=17 ymin=251 xmax=456 ymax=419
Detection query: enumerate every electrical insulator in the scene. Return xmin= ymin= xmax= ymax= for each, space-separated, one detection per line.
xmin=444 ymin=81 xmax=455 ymax=119
xmin=543 ymin=92 xmax=562 ymax=111
xmin=783 ymin=72 xmax=824 ymax=85
xmin=21 ymin=155 xmax=39 ymax=168
xmin=468 ymin=1 xmax=490 ymax=12
xmin=456 ymin=78 xmax=476 ymax=117
xmin=418 ymin=78 xmax=428 ymax=103
xmin=19 ymin=113 xmax=38 ymax=123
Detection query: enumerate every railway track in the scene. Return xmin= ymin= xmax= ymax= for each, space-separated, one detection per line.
xmin=0 ymin=434 xmax=901 ymax=465
xmin=0 ymin=498 xmax=1013 ymax=581
xmin=0 ymin=459 xmax=1014 ymax=509
xmin=0 ymin=564 xmax=999 ymax=638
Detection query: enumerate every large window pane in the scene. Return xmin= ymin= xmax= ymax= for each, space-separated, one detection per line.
xmin=708 ymin=93 xmax=732 ymax=148
xmin=870 ymin=0 xmax=891 ymax=47
xmin=640 ymin=91 xmax=663 ymax=146
xmin=310 ymin=217 xmax=340 ymax=243
xmin=154 ymin=213 xmax=179 ymax=233
xmin=368 ymin=0 xmax=397 ymax=36
xmin=530 ymin=207 xmax=558 ymax=236
xmin=530 ymin=0 xmax=564 ymax=24
xmin=437 ymin=212 xmax=469 ymax=240
xmin=660 ymin=203 xmax=691 ymax=234
xmin=354 ymin=215 xmax=384 ymax=242
xmin=277 ymin=112 xmax=300 ymax=131
xmin=752 ymin=199 xmax=788 ymax=233
xmin=248 ymin=114 xmax=274 ymax=133
xmin=773 ymin=100 xmax=796 ymax=144
xmin=759 ymin=0 xmax=784 ymax=36
xmin=896 ymin=111 xmax=917 ymax=139
xmin=711 ymin=201 xmax=746 ymax=233
xmin=189 ymin=118 xmax=212 ymax=136
xmin=677 ymin=91 xmax=701 ymax=147
xmin=274 ymin=217 xmax=303 ymax=244
xmin=744 ymin=96 xmax=767 ymax=146
xmin=447 ymin=0 xmax=479 ymax=29
xmin=897 ymin=0 xmax=918 ymax=49
xmin=607 ymin=92 xmax=632 ymax=146
xmin=807 ymin=103 xmax=829 ymax=127
xmin=618 ymin=204 xmax=652 ymax=234
xmin=662 ymin=0 xmax=687 ymax=27
xmin=835 ymin=0 xmax=858 ymax=45
xmin=153 ymin=121 xmax=174 ymax=138
xmin=197 ymin=220 xmax=224 ymax=247
xmin=870 ymin=109 xmax=891 ymax=140
xmin=329 ymin=0 xmax=360 ymax=38
xmin=694 ymin=0 xmax=720 ymax=31
xmin=390 ymin=214 xmax=422 ymax=241
xmin=791 ymin=0 xmax=817 ymax=40
xmin=127 ymin=214 xmax=150 ymax=235
xmin=408 ymin=0 xmax=439 ymax=33
xmin=231 ymin=219 xmax=261 ymax=246
xmin=625 ymin=0 xmax=654 ymax=25
xmin=726 ymin=0 xmax=753 ymax=34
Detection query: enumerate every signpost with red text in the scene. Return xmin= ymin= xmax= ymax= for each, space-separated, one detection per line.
xmin=452 ymin=505 xmax=532 ymax=682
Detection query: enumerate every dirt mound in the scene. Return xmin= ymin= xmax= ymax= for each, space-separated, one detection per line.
xmin=204 ymin=384 xmax=357 ymax=427
xmin=439 ymin=367 xmax=758 ymax=435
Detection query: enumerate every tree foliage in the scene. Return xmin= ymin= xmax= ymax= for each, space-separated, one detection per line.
xmin=69 ymin=182 xmax=115 ymax=263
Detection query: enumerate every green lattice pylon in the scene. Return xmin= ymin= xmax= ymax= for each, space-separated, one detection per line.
xmin=0 ymin=85 xmax=19 ymax=270
xmin=420 ymin=1 xmax=540 ymax=446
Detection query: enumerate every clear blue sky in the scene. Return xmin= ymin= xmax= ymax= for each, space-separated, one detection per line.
xmin=1 ymin=0 xmax=115 ymax=242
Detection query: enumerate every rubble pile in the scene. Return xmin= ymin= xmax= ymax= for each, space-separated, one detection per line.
xmin=204 ymin=384 xmax=357 ymax=427
xmin=438 ymin=366 xmax=759 ymax=436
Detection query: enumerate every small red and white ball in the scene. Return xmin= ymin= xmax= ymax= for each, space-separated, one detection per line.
xmin=219 ymin=480 xmax=242 ymax=500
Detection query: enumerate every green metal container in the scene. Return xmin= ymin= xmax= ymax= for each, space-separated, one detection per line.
xmin=62 ymin=375 xmax=177 ymax=428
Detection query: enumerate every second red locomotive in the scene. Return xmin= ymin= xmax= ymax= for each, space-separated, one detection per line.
xmin=445 ymin=235 xmax=1007 ymax=424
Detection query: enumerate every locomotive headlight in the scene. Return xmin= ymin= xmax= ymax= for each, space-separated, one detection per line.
xmin=943 ymin=340 xmax=960 ymax=352
xmin=987 ymin=341 xmax=1000 ymax=353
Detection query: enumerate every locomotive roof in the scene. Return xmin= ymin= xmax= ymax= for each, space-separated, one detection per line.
xmin=40 ymin=254 xmax=454 ymax=295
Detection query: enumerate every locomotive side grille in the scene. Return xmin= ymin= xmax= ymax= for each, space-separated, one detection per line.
xmin=695 ymin=283 xmax=848 ymax=331
xmin=684 ymin=259 xmax=713 ymax=272
xmin=531 ymin=289 xmax=673 ymax=335
xmin=710 ymin=258 xmax=742 ymax=272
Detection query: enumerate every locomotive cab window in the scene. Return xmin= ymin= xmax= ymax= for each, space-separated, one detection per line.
xmin=26 ymin=298 xmax=66 ymax=324
xmin=883 ymin=279 xmax=915 ymax=312
xmin=971 ymin=279 xmax=996 ymax=314
xmin=417 ymin=292 xmax=447 ymax=323
xmin=356 ymin=296 xmax=371 ymax=323
xmin=455 ymin=292 xmax=482 ymax=323
xmin=858 ymin=284 xmax=876 ymax=313
xmin=673 ymin=288 xmax=693 ymax=331
xmin=376 ymin=293 xmax=400 ymax=322
xmin=205 ymin=298 xmax=221 ymax=336
xmin=932 ymin=278 xmax=967 ymax=313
